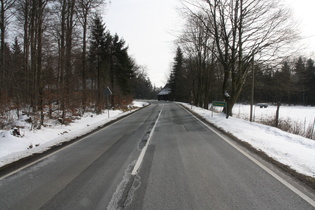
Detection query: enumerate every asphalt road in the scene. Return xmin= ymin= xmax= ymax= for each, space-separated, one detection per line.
xmin=124 ymin=102 xmax=314 ymax=209
xmin=0 ymin=102 xmax=314 ymax=210
xmin=0 ymin=103 xmax=162 ymax=210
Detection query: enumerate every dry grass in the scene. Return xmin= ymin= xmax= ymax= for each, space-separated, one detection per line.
xmin=257 ymin=117 xmax=315 ymax=140
xmin=0 ymin=99 xmax=135 ymax=131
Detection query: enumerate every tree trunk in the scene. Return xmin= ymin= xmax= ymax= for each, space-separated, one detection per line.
xmin=30 ymin=0 xmax=37 ymax=111
xmin=37 ymin=0 xmax=44 ymax=128
xmin=23 ymin=0 xmax=30 ymax=107
xmin=82 ymin=13 xmax=87 ymax=111
xmin=60 ymin=0 xmax=66 ymax=120
xmin=0 ymin=0 xmax=5 ymax=97
xmin=275 ymin=102 xmax=281 ymax=128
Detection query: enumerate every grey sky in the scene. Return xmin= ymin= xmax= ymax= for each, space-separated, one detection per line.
xmin=104 ymin=0 xmax=315 ymax=88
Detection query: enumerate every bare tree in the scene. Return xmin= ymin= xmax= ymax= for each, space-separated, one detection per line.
xmin=0 ymin=0 xmax=16 ymax=96
xmin=76 ymin=0 xmax=105 ymax=112
xmin=181 ymin=0 xmax=298 ymax=116
xmin=178 ymin=12 xmax=217 ymax=108
xmin=65 ymin=0 xmax=76 ymax=100
xmin=15 ymin=0 xmax=31 ymax=105
xmin=53 ymin=0 xmax=78 ymax=121
xmin=36 ymin=0 xmax=50 ymax=127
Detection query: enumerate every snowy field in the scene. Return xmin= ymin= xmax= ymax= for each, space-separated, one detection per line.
xmin=1 ymin=101 xmax=315 ymax=179
xmin=211 ymin=104 xmax=315 ymax=139
xmin=0 ymin=101 xmax=148 ymax=168
xmin=233 ymin=104 xmax=315 ymax=128
xmin=183 ymin=103 xmax=315 ymax=178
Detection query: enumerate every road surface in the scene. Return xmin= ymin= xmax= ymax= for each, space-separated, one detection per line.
xmin=0 ymin=102 xmax=314 ymax=209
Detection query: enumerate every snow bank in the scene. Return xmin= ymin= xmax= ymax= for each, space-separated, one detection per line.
xmin=1 ymin=101 xmax=314 ymax=179
xmin=233 ymin=104 xmax=315 ymax=129
xmin=182 ymin=103 xmax=315 ymax=178
xmin=0 ymin=101 xmax=148 ymax=168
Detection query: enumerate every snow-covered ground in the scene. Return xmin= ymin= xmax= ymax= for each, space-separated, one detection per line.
xmin=182 ymin=103 xmax=315 ymax=178
xmin=0 ymin=101 xmax=148 ymax=168
xmin=232 ymin=104 xmax=315 ymax=130
xmin=1 ymin=101 xmax=315 ymax=179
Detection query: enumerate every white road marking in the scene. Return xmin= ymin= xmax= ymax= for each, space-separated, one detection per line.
xmin=107 ymin=160 xmax=136 ymax=210
xmin=181 ymin=105 xmax=315 ymax=208
xmin=0 ymin=109 xmax=140 ymax=181
xmin=131 ymin=105 xmax=164 ymax=175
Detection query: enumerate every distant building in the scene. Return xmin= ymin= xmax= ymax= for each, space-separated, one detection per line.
xmin=157 ymin=85 xmax=171 ymax=101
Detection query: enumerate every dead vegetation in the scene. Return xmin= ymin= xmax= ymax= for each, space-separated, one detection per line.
xmin=257 ymin=117 xmax=315 ymax=140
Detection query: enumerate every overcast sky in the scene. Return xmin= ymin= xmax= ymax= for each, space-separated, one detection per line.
xmin=104 ymin=0 xmax=315 ymax=88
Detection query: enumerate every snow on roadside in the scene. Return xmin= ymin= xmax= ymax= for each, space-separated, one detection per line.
xmin=0 ymin=101 xmax=149 ymax=168
xmin=132 ymin=101 xmax=149 ymax=108
xmin=181 ymin=103 xmax=315 ymax=178
xmin=1 ymin=100 xmax=314 ymax=178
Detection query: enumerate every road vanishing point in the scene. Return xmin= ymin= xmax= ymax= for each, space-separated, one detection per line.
xmin=0 ymin=102 xmax=314 ymax=209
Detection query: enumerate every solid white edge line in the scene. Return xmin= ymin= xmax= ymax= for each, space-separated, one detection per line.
xmin=181 ymin=105 xmax=315 ymax=207
xmin=131 ymin=105 xmax=164 ymax=175
xmin=0 ymin=109 xmax=141 ymax=181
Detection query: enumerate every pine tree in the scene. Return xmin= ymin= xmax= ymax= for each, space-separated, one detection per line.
xmin=110 ymin=34 xmax=134 ymax=94
xmin=89 ymin=15 xmax=135 ymax=109
xmin=273 ymin=61 xmax=292 ymax=104
xmin=169 ymin=47 xmax=184 ymax=102
xmin=294 ymin=57 xmax=307 ymax=105
xmin=89 ymin=14 xmax=108 ymax=112
xmin=77 ymin=0 xmax=106 ymax=111
xmin=305 ymin=59 xmax=315 ymax=105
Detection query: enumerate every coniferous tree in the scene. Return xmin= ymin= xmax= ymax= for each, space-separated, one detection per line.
xmin=281 ymin=61 xmax=293 ymax=104
xmin=0 ymin=0 xmax=148 ymax=129
xmin=132 ymin=66 xmax=155 ymax=99
xmin=89 ymin=14 xmax=108 ymax=112
xmin=305 ymin=59 xmax=315 ymax=105
xmin=77 ymin=0 xmax=105 ymax=111
xmin=273 ymin=65 xmax=291 ymax=103
xmin=170 ymin=47 xmax=184 ymax=102
xmin=294 ymin=57 xmax=307 ymax=105
xmin=89 ymin=15 xmax=136 ymax=110
xmin=108 ymin=34 xmax=135 ymax=106
xmin=181 ymin=0 xmax=298 ymax=116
